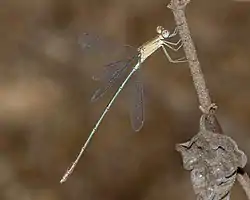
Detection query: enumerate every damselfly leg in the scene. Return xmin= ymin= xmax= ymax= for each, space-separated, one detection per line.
xmin=156 ymin=26 xmax=187 ymax=63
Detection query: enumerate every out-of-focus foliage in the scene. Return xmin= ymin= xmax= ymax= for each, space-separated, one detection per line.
xmin=0 ymin=0 xmax=250 ymax=199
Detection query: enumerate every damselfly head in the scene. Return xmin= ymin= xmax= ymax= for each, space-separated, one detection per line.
xmin=156 ymin=26 xmax=164 ymax=34
xmin=156 ymin=26 xmax=170 ymax=39
xmin=161 ymin=29 xmax=170 ymax=38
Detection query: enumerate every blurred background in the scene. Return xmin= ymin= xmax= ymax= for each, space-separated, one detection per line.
xmin=0 ymin=0 xmax=250 ymax=199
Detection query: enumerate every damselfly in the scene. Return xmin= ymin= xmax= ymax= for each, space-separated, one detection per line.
xmin=60 ymin=26 xmax=187 ymax=183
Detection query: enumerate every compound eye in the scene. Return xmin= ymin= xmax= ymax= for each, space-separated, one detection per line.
xmin=162 ymin=30 xmax=170 ymax=38
xmin=156 ymin=26 xmax=163 ymax=34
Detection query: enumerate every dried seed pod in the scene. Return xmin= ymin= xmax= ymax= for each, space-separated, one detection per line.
xmin=176 ymin=114 xmax=247 ymax=200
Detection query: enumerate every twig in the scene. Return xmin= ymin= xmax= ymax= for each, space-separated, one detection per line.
xmin=238 ymin=168 xmax=250 ymax=199
xmin=168 ymin=0 xmax=211 ymax=113
xmin=167 ymin=0 xmax=250 ymax=198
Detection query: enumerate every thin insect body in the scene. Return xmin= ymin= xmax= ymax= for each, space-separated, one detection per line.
xmin=60 ymin=26 xmax=186 ymax=183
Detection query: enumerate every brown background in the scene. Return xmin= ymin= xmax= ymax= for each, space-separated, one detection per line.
xmin=0 ymin=0 xmax=250 ymax=199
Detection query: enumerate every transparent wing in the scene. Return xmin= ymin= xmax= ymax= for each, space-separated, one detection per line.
xmin=78 ymin=32 xmax=137 ymax=57
xmin=129 ymin=70 xmax=144 ymax=132
xmin=92 ymin=60 xmax=129 ymax=82
xmin=91 ymin=55 xmax=139 ymax=102
xmin=78 ymin=30 xmax=144 ymax=128
xmin=78 ymin=32 xmax=108 ymax=53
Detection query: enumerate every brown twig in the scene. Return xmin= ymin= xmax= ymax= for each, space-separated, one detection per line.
xmin=167 ymin=0 xmax=250 ymax=198
xmin=238 ymin=168 xmax=250 ymax=199
xmin=168 ymin=0 xmax=212 ymax=113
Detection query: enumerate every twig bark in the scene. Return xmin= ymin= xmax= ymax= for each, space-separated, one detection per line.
xmin=167 ymin=0 xmax=250 ymax=198
xmin=168 ymin=0 xmax=211 ymax=113
xmin=238 ymin=168 xmax=250 ymax=199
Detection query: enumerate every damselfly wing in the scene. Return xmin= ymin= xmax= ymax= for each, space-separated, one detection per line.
xmin=78 ymin=33 xmax=144 ymax=131
xmin=129 ymin=71 xmax=144 ymax=132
